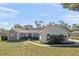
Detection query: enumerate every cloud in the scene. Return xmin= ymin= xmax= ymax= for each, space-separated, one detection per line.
xmin=0 ymin=7 xmax=19 ymax=18
xmin=0 ymin=21 xmax=9 ymax=29
xmin=0 ymin=22 xmax=8 ymax=25
xmin=61 ymin=12 xmax=79 ymax=19
xmin=62 ymin=14 xmax=79 ymax=18
xmin=60 ymin=12 xmax=79 ymax=24
xmin=0 ymin=3 xmax=9 ymax=6
xmin=66 ymin=15 xmax=79 ymax=18
xmin=31 ymin=3 xmax=61 ymax=7
xmin=48 ymin=3 xmax=61 ymax=7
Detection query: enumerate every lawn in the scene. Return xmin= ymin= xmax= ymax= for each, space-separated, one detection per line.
xmin=0 ymin=40 xmax=79 ymax=56
xmin=69 ymin=37 xmax=79 ymax=40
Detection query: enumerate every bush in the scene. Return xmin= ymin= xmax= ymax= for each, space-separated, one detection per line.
xmin=19 ymin=36 xmax=39 ymax=40
xmin=1 ymin=36 xmax=7 ymax=41
xmin=31 ymin=36 xmax=39 ymax=40
xmin=19 ymin=36 xmax=28 ymax=40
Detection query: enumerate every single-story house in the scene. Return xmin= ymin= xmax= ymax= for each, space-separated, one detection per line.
xmin=8 ymin=28 xmax=40 ymax=40
xmin=8 ymin=24 xmax=69 ymax=43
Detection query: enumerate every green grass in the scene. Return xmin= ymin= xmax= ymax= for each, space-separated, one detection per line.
xmin=0 ymin=39 xmax=79 ymax=56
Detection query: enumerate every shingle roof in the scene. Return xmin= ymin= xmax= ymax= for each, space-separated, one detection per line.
xmin=9 ymin=24 xmax=69 ymax=34
xmin=11 ymin=28 xmax=41 ymax=33
xmin=38 ymin=24 xmax=69 ymax=33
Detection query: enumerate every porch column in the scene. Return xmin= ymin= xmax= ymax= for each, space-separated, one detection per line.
xmin=17 ymin=33 xmax=20 ymax=40
xmin=7 ymin=33 xmax=10 ymax=40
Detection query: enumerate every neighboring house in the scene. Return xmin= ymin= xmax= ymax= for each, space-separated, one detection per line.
xmin=70 ymin=31 xmax=79 ymax=37
xmin=8 ymin=24 xmax=69 ymax=43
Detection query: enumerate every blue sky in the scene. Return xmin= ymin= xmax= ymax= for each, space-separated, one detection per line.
xmin=0 ymin=3 xmax=79 ymax=29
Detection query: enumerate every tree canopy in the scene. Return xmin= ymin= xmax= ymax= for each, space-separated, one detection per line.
xmin=58 ymin=20 xmax=70 ymax=30
xmin=62 ymin=3 xmax=79 ymax=11
xmin=34 ymin=20 xmax=43 ymax=28
xmin=14 ymin=24 xmax=23 ymax=28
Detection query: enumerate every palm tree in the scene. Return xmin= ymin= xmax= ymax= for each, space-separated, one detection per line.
xmin=34 ymin=20 xmax=43 ymax=28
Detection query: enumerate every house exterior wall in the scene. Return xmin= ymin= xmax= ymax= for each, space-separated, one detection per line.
xmin=8 ymin=30 xmax=39 ymax=40
xmin=31 ymin=33 xmax=39 ymax=37
xmin=19 ymin=33 xmax=27 ymax=37
xmin=39 ymin=26 xmax=69 ymax=43
xmin=8 ymin=30 xmax=17 ymax=40
xmin=17 ymin=33 xmax=20 ymax=40
xmin=19 ymin=33 xmax=39 ymax=38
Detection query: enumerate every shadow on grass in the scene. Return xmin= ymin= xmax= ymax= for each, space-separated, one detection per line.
xmin=45 ymin=42 xmax=79 ymax=48
xmin=6 ymin=39 xmax=39 ymax=43
xmin=50 ymin=44 xmax=79 ymax=48
xmin=1 ymin=39 xmax=39 ymax=43
xmin=6 ymin=40 xmax=28 ymax=43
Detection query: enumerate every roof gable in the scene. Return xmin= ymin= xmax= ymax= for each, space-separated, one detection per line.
xmin=39 ymin=24 xmax=69 ymax=33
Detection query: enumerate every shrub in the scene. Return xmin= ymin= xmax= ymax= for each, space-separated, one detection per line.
xmin=1 ymin=36 xmax=7 ymax=41
xmin=32 ymin=36 xmax=39 ymax=40
xmin=19 ymin=36 xmax=28 ymax=40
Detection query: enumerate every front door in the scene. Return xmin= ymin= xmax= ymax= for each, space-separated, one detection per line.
xmin=28 ymin=33 xmax=32 ymax=40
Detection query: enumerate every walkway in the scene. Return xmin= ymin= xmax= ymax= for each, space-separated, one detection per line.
xmin=69 ymin=39 xmax=79 ymax=42
xmin=23 ymin=41 xmax=49 ymax=47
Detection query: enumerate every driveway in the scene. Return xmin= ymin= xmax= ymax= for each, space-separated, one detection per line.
xmin=22 ymin=39 xmax=79 ymax=47
xmin=69 ymin=39 xmax=79 ymax=42
xmin=52 ymin=39 xmax=79 ymax=47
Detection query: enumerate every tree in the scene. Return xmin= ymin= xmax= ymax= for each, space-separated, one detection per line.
xmin=62 ymin=3 xmax=79 ymax=31
xmin=24 ymin=25 xmax=33 ymax=30
xmin=40 ymin=24 xmax=46 ymax=28
xmin=14 ymin=24 xmax=23 ymax=28
xmin=72 ymin=24 xmax=79 ymax=31
xmin=58 ymin=20 xmax=71 ymax=30
xmin=34 ymin=20 xmax=43 ymax=28
xmin=0 ymin=28 xmax=8 ymax=36
xmin=45 ymin=22 xmax=56 ymax=28
xmin=62 ymin=3 xmax=79 ymax=11
xmin=48 ymin=22 xmax=56 ymax=25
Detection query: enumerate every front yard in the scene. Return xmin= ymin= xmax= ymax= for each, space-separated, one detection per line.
xmin=69 ymin=37 xmax=79 ymax=40
xmin=0 ymin=39 xmax=79 ymax=56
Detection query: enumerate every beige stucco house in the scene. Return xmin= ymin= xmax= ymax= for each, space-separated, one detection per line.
xmin=8 ymin=24 xmax=69 ymax=43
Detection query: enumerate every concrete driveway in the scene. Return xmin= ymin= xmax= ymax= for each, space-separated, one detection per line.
xmin=22 ymin=39 xmax=79 ymax=47
xmin=51 ymin=39 xmax=79 ymax=47
xmin=69 ymin=39 xmax=79 ymax=42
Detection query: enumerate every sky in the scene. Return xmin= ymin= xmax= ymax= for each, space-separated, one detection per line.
xmin=0 ymin=3 xmax=79 ymax=29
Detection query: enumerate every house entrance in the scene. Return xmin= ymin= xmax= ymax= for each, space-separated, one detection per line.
xmin=28 ymin=33 xmax=32 ymax=40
